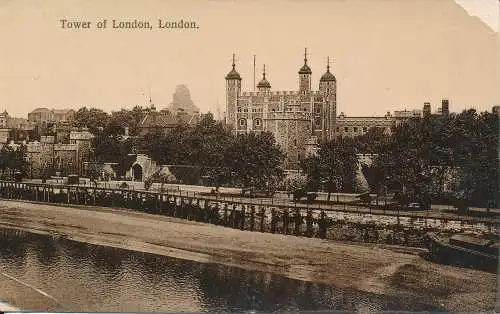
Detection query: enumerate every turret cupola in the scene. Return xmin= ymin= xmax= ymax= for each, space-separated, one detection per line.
xmin=257 ymin=64 xmax=271 ymax=91
xmin=320 ymin=57 xmax=336 ymax=82
xmin=225 ymin=54 xmax=242 ymax=81
xmin=298 ymin=48 xmax=312 ymax=74
xmin=299 ymin=48 xmax=312 ymax=94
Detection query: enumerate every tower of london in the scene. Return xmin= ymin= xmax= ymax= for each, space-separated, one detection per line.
xmin=225 ymin=49 xmax=337 ymax=169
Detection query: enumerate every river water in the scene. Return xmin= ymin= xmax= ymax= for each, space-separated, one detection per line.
xmin=0 ymin=227 xmax=442 ymax=312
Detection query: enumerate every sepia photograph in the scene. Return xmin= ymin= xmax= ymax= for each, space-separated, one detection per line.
xmin=0 ymin=0 xmax=498 ymax=312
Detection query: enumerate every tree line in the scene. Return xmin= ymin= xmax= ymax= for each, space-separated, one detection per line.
xmin=36 ymin=105 xmax=498 ymax=209
xmin=300 ymin=109 xmax=498 ymax=209
xmin=68 ymin=107 xmax=284 ymax=188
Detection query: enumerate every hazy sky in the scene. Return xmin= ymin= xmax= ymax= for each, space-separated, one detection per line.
xmin=0 ymin=0 xmax=498 ymax=118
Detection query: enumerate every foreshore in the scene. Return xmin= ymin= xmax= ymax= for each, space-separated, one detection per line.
xmin=0 ymin=199 xmax=496 ymax=312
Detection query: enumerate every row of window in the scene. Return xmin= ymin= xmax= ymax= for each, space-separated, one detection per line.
xmin=237 ymin=107 xmax=323 ymax=113
xmin=239 ymin=118 xmax=262 ymax=127
xmin=336 ymin=126 xmax=368 ymax=133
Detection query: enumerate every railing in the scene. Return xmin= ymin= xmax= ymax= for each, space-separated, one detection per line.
xmin=0 ymin=181 xmax=497 ymax=247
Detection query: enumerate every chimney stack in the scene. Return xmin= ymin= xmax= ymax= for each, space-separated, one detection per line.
xmin=423 ymin=102 xmax=431 ymax=117
xmin=441 ymin=99 xmax=449 ymax=116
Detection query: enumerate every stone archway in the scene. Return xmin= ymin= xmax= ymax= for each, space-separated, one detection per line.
xmin=132 ymin=163 xmax=143 ymax=181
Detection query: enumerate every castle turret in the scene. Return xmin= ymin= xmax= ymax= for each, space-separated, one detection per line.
xmin=319 ymin=57 xmax=336 ymax=93
xmin=319 ymin=57 xmax=337 ymax=140
xmin=256 ymin=64 xmax=271 ymax=92
xmin=298 ymin=48 xmax=312 ymax=94
xmin=225 ymin=54 xmax=242 ymax=132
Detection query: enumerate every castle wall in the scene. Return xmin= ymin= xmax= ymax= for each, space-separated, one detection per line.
xmin=54 ymin=144 xmax=79 ymax=175
xmin=335 ymin=114 xmax=394 ymax=137
xmin=25 ymin=131 xmax=93 ymax=178
xmin=225 ymin=57 xmax=337 ymax=170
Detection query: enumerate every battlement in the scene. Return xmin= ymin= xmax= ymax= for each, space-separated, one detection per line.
xmin=239 ymin=90 xmax=332 ymax=98
xmin=265 ymin=111 xmax=311 ymax=120
xmin=239 ymin=90 xmax=303 ymax=97
xmin=337 ymin=111 xmax=393 ymax=121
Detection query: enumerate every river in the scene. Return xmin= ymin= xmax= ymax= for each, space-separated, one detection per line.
xmin=0 ymin=227 xmax=442 ymax=312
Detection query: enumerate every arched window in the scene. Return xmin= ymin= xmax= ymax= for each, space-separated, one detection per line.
xmin=239 ymin=118 xmax=246 ymax=126
xmin=254 ymin=118 xmax=262 ymax=127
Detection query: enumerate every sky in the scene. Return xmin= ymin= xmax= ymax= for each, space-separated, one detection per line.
xmin=0 ymin=0 xmax=498 ymax=118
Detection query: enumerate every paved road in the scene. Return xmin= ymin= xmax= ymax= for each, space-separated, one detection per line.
xmin=155 ymin=190 xmax=499 ymax=224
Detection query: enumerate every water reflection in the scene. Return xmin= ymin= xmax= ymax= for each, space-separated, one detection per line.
xmin=0 ymin=227 xmax=443 ymax=312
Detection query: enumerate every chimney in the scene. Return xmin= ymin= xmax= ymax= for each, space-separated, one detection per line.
xmin=423 ymin=102 xmax=431 ymax=117
xmin=441 ymin=99 xmax=449 ymax=116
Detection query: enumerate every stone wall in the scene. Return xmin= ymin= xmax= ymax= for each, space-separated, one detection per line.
xmin=25 ymin=131 xmax=93 ymax=178
xmin=267 ymin=118 xmax=310 ymax=170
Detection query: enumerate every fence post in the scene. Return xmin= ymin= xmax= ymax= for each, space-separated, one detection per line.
xmin=260 ymin=207 xmax=265 ymax=232
xmin=240 ymin=205 xmax=246 ymax=230
xmin=271 ymin=208 xmax=276 ymax=233
xmin=283 ymin=208 xmax=289 ymax=235
xmin=250 ymin=205 xmax=255 ymax=231
xmin=294 ymin=208 xmax=301 ymax=236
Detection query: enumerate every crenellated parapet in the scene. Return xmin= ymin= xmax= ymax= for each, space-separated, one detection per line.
xmin=265 ymin=111 xmax=312 ymax=120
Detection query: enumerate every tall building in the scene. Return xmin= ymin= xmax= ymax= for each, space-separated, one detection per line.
xmin=225 ymin=50 xmax=457 ymax=169
xmin=225 ymin=49 xmax=337 ymax=169
xmin=164 ymin=84 xmax=200 ymax=116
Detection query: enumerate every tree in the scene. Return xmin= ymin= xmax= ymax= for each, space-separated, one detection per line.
xmin=226 ymin=132 xmax=285 ymax=189
xmin=301 ymin=137 xmax=359 ymax=200
xmin=354 ymin=127 xmax=390 ymax=154
xmin=374 ymin=109 xmax=498 ymax=210
xmin=0 ymin=145 xmax=28 ymax=180
xmin=451 ymin=110 xmax=499 ymax=209
xmin=375 ymin=117 xmax=431 ymax=206
xmin=92 ymin=134 xmax=123 ymax=163
xmin=72 ymin=107 xmax=109 ymax=134
xmin=107 ymin=106 xmax=145 ymax=137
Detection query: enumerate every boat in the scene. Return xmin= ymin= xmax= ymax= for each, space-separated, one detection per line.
xmin=425 ymin=232 xmax=499 ymax=273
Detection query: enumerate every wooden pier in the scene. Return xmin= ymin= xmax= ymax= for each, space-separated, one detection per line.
xmin=0 ymin=181 xmax=496 ymax=247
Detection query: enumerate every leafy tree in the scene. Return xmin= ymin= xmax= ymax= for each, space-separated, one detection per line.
xmin=373 ymin=109 xmax=498 ymax=210
xmin=73 ymin=107 xmax=109 ymax=134
xmin=451 ymin=110 xmax=499 ymax=209
xmin=0 ymin=145 xmax=28 ymax=180
xmin=375 ymin=117 xmax=432 ymax=206
xmin=92 ymin=134 xmax=122 ymax=163
xmin=107 ymin=106 xmax=145 ymax=137
xmin=354 ymin=127 xmax=390 ymax=154
xmin=225 ymin=131 xmax=285 ymax=189
xmin=361 ymin=163 xmax=384 ymax=194
xmin=301 ymin=137 xmax=359 ymax=200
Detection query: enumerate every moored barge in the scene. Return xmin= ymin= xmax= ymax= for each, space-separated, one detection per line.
xmin=425 ymin=232 xmax=498 ymax=273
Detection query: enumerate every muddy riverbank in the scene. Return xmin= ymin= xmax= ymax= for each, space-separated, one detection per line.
xmin=0 ymin=200 xmax=496 ymax=312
